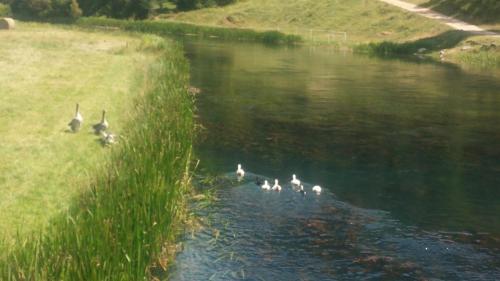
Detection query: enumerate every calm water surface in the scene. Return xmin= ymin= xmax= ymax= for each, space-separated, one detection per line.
xmin=168 ymin=40 xmax=500 ymax=280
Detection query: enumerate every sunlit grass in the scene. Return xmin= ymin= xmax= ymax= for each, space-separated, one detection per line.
xmin=158 ymin=0 xmax=450 ymax=43
xmin=0 ymin=23 xmax=194 ymax=280
xmin=0 ymin=22 xmax=157 ymax=237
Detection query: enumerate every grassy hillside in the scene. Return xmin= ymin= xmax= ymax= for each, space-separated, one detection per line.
xmin=160 ymin=0 xmax=450 ymax=43
xmin=160 ymin=0 xmax=499 ymax=69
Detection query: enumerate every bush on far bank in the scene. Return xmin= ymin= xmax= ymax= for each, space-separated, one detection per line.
xmin=0 ymin=2 xmax=11 ymax=17
xmin=10 ymin=0 xmax=82 ymax=20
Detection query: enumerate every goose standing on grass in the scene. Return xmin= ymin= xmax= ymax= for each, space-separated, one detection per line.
xmin=312 ymin=185 xmax=322 ymax=195
xmin=261 ymin=180 xmax=271 ymax=190
xmin=291 ymin=174 xmax=301 ymax=187
xmin=93 ymin=110 xmax=109 ymax=134
xmin=236 ymin=164 xmax=245 ymax=178
xmin=68 ymin=103 xmax=83 ymax=132
xmin=272 ymin=179 xmax=282 ymax=192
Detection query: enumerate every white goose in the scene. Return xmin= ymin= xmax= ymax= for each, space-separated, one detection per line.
xmin=272 ymin=179 xmax=281 ymax=192
xmin=68 ymin=103 xmax=83 ymax=132
xmin=93 ymin=110 xmax=109 ymax=134
xmin=291 ymin=174 xmax=301 ymax=187
xmin=261 ymin=180 xmax=271 ymax=190
xmin=312 ymin=185 xmax=322 ymax=195
xmin=236 ymin=164 xmax=245 ymax=178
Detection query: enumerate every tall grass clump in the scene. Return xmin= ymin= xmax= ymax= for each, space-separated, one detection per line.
xmin=76 ymin=17 xmax=302 ymax=45
xmin=455 ymin=49 xmax=500 ymax=69
xmin=0 ymin=36 xmax=194 ymax=280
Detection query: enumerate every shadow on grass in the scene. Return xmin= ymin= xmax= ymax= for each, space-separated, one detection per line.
xmin=356 ymin=30 xmax=471 ymax=56
xmin=418 ymin=0 xmax=500 ymax=25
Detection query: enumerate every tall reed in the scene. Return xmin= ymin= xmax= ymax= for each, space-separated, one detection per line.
xmin=0 ymin=36 xmax=194 ymax=280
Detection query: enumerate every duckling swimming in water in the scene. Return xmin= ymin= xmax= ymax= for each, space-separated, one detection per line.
xmin=272 ymin=179 xmax=282 ymax=192
xmin=236 ymin=164 xmax=245 ymax=178
xmin=291 ymin=174 xmax=301 ymax=187
xmin=299 ymin=185 xmax=306 ymax=196
xmin=312 ymin=185 xmax=322 ymax=195
xmin=261 ymin=180 xmax=271 ymax=190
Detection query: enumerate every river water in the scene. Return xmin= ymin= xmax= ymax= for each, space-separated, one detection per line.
xmin=168 ymin=40 xmax=500 ymax=280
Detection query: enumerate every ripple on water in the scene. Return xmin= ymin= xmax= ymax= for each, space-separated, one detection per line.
xmin=167 ymin=173 xmax=500 ymax=281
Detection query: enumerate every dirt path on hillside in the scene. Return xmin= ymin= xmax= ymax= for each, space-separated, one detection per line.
xmin=377 ymin=0 xmax=498 ymax=36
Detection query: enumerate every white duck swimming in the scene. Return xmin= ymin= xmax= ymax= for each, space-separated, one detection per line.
xmin=312 ymin=185 xmax=322 ymax=194
xmin=261 ymin=180 xmax=271 ymax=190
xmin=68 ymin=103 xmax=83 ymax=132
xmin=93 ymin=110 xmax=109 ymax=134
xmin=236 ymin=164 xmax=245 ymax=178
xmin=291 ymin=174 xmax=301 ymax=187
xmin=272 ymin=179 xmax=282 ymax=192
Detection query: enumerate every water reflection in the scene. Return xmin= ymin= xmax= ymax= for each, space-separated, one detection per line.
xmin=185 ymin=40 xmax=500 ymax=234
xmin=170 ymin=39 xmax=500 ymax=280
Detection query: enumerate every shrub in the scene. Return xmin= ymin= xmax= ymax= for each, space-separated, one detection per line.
xmin=174 ymin=0 xmax=236 ymax=11
xmin=11 ymin=0 xmax=82 ymax=19
xmin=0 ymin=3 xmax=11 ymax=16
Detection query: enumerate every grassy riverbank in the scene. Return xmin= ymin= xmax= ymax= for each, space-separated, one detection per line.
xmin=159 ymin=0 xmax=449 ymax=43
xmin=358 ymin=32 xmax=500 ymax=69
xmin=159 ymin=0 xmax=500 ymax=69
xmin=0 ymin=22 xmax=151 ymax=236
xmin=0 ymin=23 xmax=194 ymax=280
xmin=76 ymin=17 xmax=301 ymax=45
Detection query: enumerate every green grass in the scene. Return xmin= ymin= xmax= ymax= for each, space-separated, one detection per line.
xmin=158 ymin=0 xmax=450 ymax=43
xmin=76 ymin=17 xmax=302 ymax=45
xmin=445 ymin=36 xmax=500 ymax=68
xmin=355 ymin=30 xmax=500 ymax=69
xmin=0 ymin=22 xmax=158 ymax=237
xmin=156 ymin=0 xmax=500 ymax=69
xmin=0 ymin=23 xmax=194 ymax=280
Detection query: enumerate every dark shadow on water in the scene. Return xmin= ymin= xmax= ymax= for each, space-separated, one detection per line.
xmin=360 ymin=30 xmax=472 ymax=56
xmin=354 ymin=30 xmax=477 ymax=71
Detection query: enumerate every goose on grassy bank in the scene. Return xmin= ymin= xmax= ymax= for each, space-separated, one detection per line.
xmin=93 ymin=110 xmax=109 ymax=134
xmin=68 ymin=103 xmax=83 ymax=132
